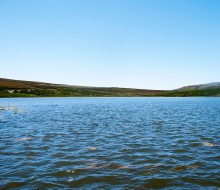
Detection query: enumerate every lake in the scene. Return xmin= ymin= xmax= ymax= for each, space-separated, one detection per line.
xmin=0 ymin=97 xmax=220 ymax=189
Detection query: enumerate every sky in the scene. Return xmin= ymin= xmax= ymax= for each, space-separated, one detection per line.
xmin=0 ymin=0 xmax=220 ymax=90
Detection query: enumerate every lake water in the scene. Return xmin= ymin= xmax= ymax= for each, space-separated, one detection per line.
xmin=0 ymin=97 xmax=220 ymax=189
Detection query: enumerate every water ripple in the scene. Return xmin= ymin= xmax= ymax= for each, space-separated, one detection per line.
xmin=0 ymin=97 xmax=220 ymax=189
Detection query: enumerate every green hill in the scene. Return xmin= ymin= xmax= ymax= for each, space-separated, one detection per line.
xmin=0 ymin=78 xmax=220 ymax=97
xmin=0 ymin=78 xmax=165 ymax=97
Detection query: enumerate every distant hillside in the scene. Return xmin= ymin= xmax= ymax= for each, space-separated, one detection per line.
xmin=177 ymin=82 xmax=220 ymax=91
xmin=0 ymin=78 xmax=79 ymax=89
xmin=163 ymin=82 xmax=220 ymax=97
xmin=0 ymin=78 xmax=166 ymax=97
xmin=0 ymin=78 xmax=220 ymax=97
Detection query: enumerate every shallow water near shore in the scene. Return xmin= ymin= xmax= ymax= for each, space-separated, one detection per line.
xmin=0 ymin=97 xmax=220 ymax=189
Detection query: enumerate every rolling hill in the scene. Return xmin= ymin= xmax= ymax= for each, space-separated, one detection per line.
xmin=0 ymin=78 xmax=166 ymax=97
xmin=177 ymin=82 xmax=220 ymax=91
xmin=0 ymin=78 xmax=220 ymax=97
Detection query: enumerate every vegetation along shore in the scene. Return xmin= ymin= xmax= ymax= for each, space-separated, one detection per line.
xmin=0 ymin=78 xmax=220 ymax=98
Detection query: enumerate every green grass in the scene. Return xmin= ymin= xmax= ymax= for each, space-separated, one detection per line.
xmin=162 ymin=88 xmax=220 ymax=97
xmin=1 ymin=87 xmax=220 ymax=97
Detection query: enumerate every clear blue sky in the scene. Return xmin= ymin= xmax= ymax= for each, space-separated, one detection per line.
xmin=0 ymin=0 xmax=219 ymax=90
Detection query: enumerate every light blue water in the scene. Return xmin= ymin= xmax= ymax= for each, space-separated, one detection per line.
xmin=0 ymin=97 xmax=220 ymax=189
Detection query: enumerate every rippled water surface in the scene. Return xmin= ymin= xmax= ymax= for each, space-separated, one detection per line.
xmin=0 ymin=97 xmax=220 ymax=189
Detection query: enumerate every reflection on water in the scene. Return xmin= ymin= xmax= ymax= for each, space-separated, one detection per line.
xmin=15 ymin=137 xmax=33 ymax=142
xmin=0 ymin=97 xmax=220 ymax=189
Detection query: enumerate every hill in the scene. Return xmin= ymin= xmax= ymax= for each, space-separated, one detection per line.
xmin=164 ymin=82 xmax=220 ymax=97
xmin=177 ymin=82 xmax=220 ymax=91
xmin=0 ymin=78 xmax=166 ymax=97
xmin=0 ymin=78 xmax=220 ymax=97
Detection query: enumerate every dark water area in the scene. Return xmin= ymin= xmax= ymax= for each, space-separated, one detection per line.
xmin=0 ymin=97 xmax=220 ymax=189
